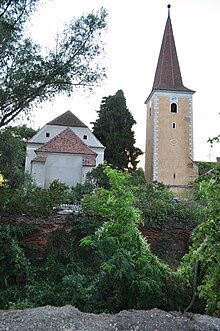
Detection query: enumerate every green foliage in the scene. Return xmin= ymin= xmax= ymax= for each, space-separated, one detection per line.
xmin=48 ymin=180 xmax=70 ymax=206
xmin=180 ymin=166 xmax=220 ymax=317
xmin=134 ymin=181 xmax=173 ymax=227
xmin=128 ymin=167 xmax=147 ymax=186
xmin=129 ymin=179 xmax=199 ymax=228
xmin=0 ymin=125 xmax=36 ymax=188
xmin=0 ymin=177 xmax=71 ymax=216
xmin=0 ymin=164 xmax=202 ymax=313
xmin=79 ymin=165 xmax=185 ymax=312
xmin=0 ymin=225 xmax=33 ymax=308
xmin=208 ymin=134 xmax=220 ymax=147
xmin=85 ymin=163 xmax=111 ymax=189
xmin=92 ymin=90 xmax=143 ymax=170
xmin=0 ymin=1 xmax=107 ymax=127
xmin=68 ymin=181 xmax=95 ymax=205
xmin=197 ymin=161 xmax=219 ymax=176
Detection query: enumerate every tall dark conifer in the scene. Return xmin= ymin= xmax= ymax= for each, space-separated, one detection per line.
xmin=92 ymin=90 xmax=142 ymax=170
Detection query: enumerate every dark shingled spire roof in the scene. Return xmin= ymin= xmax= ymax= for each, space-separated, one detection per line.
xmin=47 ymin=111 xmax=87 ymax=128
xmin=146 ymin=9 xmax=194 ymax=102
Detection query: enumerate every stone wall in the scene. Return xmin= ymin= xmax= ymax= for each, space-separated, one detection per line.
xmin=140 ymin=218 xmax=193 ymax=268
xmin=0 ymin=215 xmax=193 ymax=266
xmin=0 ymin=215 xmax=70 ymax=261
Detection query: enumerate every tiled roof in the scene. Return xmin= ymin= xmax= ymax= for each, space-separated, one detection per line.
xmin=47 ymin=111 xmax=87 ymax=128
xmin=151 ymin=16 xmax=194 ymax=94
xmin=31 ymin=156 xmax=47 ymax=163
xmin=36 ymin=128 xmax=97 ymax=155
xmin=83 ymin=156 xmax=96 ymax=167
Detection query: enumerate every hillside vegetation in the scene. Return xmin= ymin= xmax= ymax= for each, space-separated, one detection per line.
xmin=0 ymin=163 xmax=219 ymax=317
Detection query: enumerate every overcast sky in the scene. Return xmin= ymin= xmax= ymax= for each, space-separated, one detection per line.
xmin=26 ymin=0 xmax=220 ymax=166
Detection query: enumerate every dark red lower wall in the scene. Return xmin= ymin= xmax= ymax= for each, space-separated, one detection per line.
xmin=0 ymin=215 xmax=193 ymax=265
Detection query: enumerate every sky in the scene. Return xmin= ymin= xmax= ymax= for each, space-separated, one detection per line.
xmin=26 ymin=0 xmax=220 ymax=167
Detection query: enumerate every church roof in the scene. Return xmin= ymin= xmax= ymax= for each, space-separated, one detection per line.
xmin=47 ymin=110 xmax=87 ymax=128
xmin=31 ymin=156 xmax=47 ymax=163
xmin=83 ymin=156 xmax=96 ymax=167
xmin=146 ymin=8 xmax=194 ymax=102
xmin=36 ymin=128 xmax=97 ymax=155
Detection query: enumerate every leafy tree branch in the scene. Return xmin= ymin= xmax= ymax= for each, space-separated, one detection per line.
xmin=0 ymin=1 xmax=107 ymax=127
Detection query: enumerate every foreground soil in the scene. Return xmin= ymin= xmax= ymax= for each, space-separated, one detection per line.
xmin=0 ymin=305 xmax=220 ymax=331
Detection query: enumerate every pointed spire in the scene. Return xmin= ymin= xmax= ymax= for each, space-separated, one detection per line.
xmin=167 ymin=4 xmax=171 ymax=18
xmin=151 ymin=6 xmax=194 ymax=93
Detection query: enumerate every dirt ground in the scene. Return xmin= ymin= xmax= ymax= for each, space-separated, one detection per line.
xmin=0 ymin=305 xmax=220 ymax=331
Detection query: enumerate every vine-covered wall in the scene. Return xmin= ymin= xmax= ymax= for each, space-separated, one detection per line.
xmin=0 ymin=215 xmax=193 ymax=266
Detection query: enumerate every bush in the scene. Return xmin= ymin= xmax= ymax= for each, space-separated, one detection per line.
xmin=0 ymin=225 xmax=34 ymax=308
xmin=179 ymin=168 xmax=220 ymax=317
xmin=0 ymin=178 xmax=71 ymax=216
xmin=79 ymin=165 xmax=186 ymax=312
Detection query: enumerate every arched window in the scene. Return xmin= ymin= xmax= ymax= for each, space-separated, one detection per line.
xmin=171 ymin=103 xmax=177 ymax=113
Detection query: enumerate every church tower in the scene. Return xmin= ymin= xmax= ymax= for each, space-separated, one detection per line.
xmin=145 ymin=5 xmax=198 ymax=192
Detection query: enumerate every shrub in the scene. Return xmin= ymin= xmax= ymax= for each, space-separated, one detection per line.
xmin=179 ymin=167 xmax=220 ymax=317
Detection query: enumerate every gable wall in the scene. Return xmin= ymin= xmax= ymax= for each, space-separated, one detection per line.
xmin=25 ymin=143 xmax=43 ymax=172
xmin=26 ymin=125 xmax=104 ymax=175
xmin=29 ymin=125 xmax=103 ymax=148
xmin=44 ymin=153 xmax=83 ymax=188
xmin=31 ymin=161 xmax=46 ymax=187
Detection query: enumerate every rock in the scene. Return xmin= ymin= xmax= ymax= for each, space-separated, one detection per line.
xmin=0 ymin=306 xmax=220 ymax=331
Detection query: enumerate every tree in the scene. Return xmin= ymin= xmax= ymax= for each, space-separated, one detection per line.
xmin=0 ymin=224 xmax=33 ymax=308
xmin=0 ymin=1 xmax=107 ymax=127
xmin=0 ymin=125 xmax=36 ymax=187
xmin=92 ymin=90 xmax=143 ymax=170
xmin=80 ymin=165 xmax=184 ymax=312
xmin=208 ymin=134 xmax=220 ymax=147
xmin=180 ymin=165 xmax=220 ymax=317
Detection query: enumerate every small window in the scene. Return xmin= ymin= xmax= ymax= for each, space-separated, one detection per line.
xmin=174 ymin=173 xmax=176 ymax=179
xmin=83 ymin=135 xmax=87 ymax=140
xmin=171 ymin=103 xmax=177 ymax=113
xmin=172 ymin=122 xmax=176 ymax=129
xmin=149 ymin=107 xmax=152 ymax=117
xmin=46 ymin=132 xmax=50 ymax=137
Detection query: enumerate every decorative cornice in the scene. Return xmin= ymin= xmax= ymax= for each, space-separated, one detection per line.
xmin=153 ymin=96 xmax=159 ymax=181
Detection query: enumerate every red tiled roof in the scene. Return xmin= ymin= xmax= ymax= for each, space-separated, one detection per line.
xmin=31 ymin=156 xmax=47 ymax=163
xmin=150 ymin=15 xmax=194 ymax=96
xmin=36 ymin=128 xmax=97 ymax=155
xmin=83 ymin=156 xmax=96 ymax=167
xmin=47 ymin=111 xmax=87 ymax=128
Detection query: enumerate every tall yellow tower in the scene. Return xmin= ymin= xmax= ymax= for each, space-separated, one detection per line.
xmin=145 ymin=5 xmax=198 ymax=192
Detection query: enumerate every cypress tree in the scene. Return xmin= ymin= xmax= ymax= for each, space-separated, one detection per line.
xmin=92 ymin=90 xmax=142 ymax=170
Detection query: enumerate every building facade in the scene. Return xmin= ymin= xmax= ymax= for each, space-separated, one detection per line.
xmin=25 ymin=111 xmax=105 ymax=188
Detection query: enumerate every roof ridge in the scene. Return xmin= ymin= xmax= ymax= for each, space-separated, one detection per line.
xmin=36 ymin=127 xmax=96 ymax=155
xmin=47 ymin=111 xmax=87 ymax=128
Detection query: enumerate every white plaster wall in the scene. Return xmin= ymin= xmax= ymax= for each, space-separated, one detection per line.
xmin=31 ymin=162 xmax=46 ymax=187
xmin=26 ymin=125 xmax=105 ymax=171
xmin=28 ymin=125 xmax=104 ymax=149
xmin=44 ymin=153 xmax=83 ymax=188
xmin=25 ymin=143 xmax=42 ymax=172
xmin=92 ymin=147 xmax=104 ymax=165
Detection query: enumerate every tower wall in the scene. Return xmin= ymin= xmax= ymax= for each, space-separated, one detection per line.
xmin=145 ymin=99 xmax=154 ymax=182
xmin=145 ymin=91 xmax=198 ymax=187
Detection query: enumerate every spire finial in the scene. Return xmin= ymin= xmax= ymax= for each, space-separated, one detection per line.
xmin=167 ymin=4 xmax=171 ymax=18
